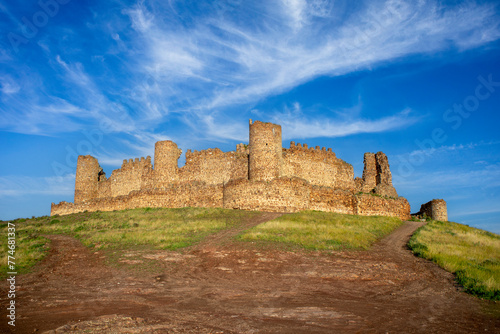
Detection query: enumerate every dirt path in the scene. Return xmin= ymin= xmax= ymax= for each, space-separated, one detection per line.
xmin=1 ymin=217 xmax=499 ymax=333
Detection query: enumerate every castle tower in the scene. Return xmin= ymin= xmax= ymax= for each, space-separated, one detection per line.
xmin=249 ymin=119 xmax=283 ymax=181
xmin=74 ymin=155 xmax=101 ymax=203
xmin=419 ymin=199 xmax=448 ymax=221
xmin=154 ymin=140 xmax=182 ymax=182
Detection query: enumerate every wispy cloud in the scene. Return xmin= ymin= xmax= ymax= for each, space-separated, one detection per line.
xmin=397 ymin=141 xmax=500 ymax=162
xmin=281 ymin=0 xmax=308 ymax=30
xmin=394 ymin=160 xmax=500 ymax=190
xmin=0 ymin=76 xmax=20 ymax=94
xmin=271 ymin=103 xmax=417 ymax=139
xmin=119 ymin=0 xmax=500 ymax=132
xmin=0 ymin=174 xmax=75 ymax=197
xmin=1 ymin=0 xmax=499 ymax=145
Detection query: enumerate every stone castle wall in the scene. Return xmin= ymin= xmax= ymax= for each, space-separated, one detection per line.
xmin=419 ymin=199 xmax=448 ymax=221
xmin=52 ymin=120 xmax=412 ymax=221
xmin=52 ymin=182 xmax=223 ymax=216
xmin=282 ymin=142 xmax=355 ymax=191
xmin=180 ymin=147 xmax=248 ymax=185
xmin=223 ymin=177 xmax=311 ymax=213
xmin=53 ymin=177 xmax=410 ymax=220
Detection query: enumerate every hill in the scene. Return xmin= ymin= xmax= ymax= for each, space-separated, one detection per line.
xmin=0 ymin=208 xmax=499 ymax=333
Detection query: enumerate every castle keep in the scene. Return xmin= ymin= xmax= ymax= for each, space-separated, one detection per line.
xmin=51 ymin=120 xmax=411 ymax=220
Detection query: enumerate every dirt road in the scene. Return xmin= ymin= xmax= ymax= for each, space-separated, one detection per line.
xmin=1 ymin=215 xmax=499 ymax=333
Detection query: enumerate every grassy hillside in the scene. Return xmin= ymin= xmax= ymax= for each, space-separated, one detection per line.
xmin=1 ymin=208 xmax=404 ymax=278
xmin=238 ymin=210 xmax=404 ymax=250
xmin=409 ymin=220 xmax=500 ymax=300
xmin=0 ymin=207 xmax=259 ymax=278
xmin=2 ymin=209 xmax=499 ymax=301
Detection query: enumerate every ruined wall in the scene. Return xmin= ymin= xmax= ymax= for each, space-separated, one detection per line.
xmin=419 ymin=199 xmax=448 ymax=221
xmin=102 ymin=157 xmax=154 ymax=198
xmin=356 ymin=194 xmax=410 ymax=221
xmin=179 ymin=145 xmax=248 ymax=185
xmin=154 ymin=140 xmax=181 ymax=186
xmin=223 ymin=177 xmax=311 ymax=213
xmin=357 ymin=152 xmax=398 ymax=198
xmin=359 ymin=153 xmax=377 ymax=193
xmin=249 ymin=120 xmax=283 ymax=181
xmin=309 ymin=187 xmax=356 ymax=215
xmin=309 ymin=189 xmax=409 ymax=220
xmin=373 ymin=152 xmax=398 ymax=198
xmin=282 ymin=142 xmax=355 ymax=191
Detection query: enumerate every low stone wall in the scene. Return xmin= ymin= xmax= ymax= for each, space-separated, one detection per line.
xmin=53 ymin=178 xmax=411 ymax=221
xmin=356 ymin=194 xmax=411 ymax=221
xmin=309 ymin=187 xmax=356 ymax=215
xmin=51 ymin=182 xmax=223 ymax=216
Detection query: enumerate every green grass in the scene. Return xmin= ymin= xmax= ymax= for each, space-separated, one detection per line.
xmin=0 ymin=218 xmax=49 ymax=277
xmin=408 ymin=220 xmax=500 ymax=300
xmin=238 ymin=210 xmax=404 ymax=250
xmin=0 ymin=207 xmax=259 ymax=278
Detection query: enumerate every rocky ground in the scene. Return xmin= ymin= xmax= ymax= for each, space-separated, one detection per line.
xmin=1 ymin=213 xmax=499 ymax=333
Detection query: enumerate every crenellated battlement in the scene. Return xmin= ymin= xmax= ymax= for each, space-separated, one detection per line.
xmin=121 ymin=156 xmax=152 ymax=171
xmin=185 ymin=144 xmax=248 ymax=161
xmin=287 ymin=141 xmax=336 ymax=158
xmin=185 ymin=148 xmax=225 ymax=160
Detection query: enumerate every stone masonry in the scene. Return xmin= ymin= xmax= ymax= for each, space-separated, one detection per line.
xmin=418 ymin=199 xmax=448 ymax=221
xmin=51 ymin=120 xmax=411 ymax=220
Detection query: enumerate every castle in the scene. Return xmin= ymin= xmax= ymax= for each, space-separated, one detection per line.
xmin=51 ymin=120 xmax=412 ymax=220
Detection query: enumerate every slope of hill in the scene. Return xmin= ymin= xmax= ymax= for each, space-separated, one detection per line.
xmin=0 ymin=208 xmax=499 ymax=333
xmin=409 ymin=219 xmax=500 ymax=300
xmin=0 ymin=208 xmax=406 ymax=278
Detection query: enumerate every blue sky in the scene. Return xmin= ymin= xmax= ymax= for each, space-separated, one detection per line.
xmin=1 ymin=0 xmax=499 ymax=232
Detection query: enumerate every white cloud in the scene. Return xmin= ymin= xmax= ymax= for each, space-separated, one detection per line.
xmin=2 ymin=0 xmax=500 ymax=144
xmin=124 ymin=5 xmax=153 ymax=33
xmin=274 ymin=105 xmax=417 ymax=139
xmin=281 ymin=0 xmax=307 ymax=30
xmin=0 ymin=76 xmax=20 ymax=94
xmin=119 ymin=0 xmax=499 ymax=123
xmin=398 ymin=141 xmax=500 ymax=162
xmin=0 ymin=174 xmax=75 ymax=197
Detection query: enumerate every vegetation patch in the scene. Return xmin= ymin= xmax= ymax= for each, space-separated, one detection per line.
xmin=0 ymin=217 xmax=50 ymax=278
xmin=0 ymin=207 xmax=259 ymax=279
xmin=238 ymin=211 xmax=403 ymax=250
xmin=408 ymin=220 xmax=500 ymax=300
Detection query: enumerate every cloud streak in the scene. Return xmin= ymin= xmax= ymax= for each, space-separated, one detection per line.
xmin=1 ymin=0 xmax=499 ymax=145
xmin=118 ymin=0 xmax=500 ymax=135
xmin=0 ymin=174 xmax=75 ymax=197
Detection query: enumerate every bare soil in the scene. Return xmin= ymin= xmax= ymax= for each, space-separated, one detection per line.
xmin=1 ymin=214 xmax=499 ymax=333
